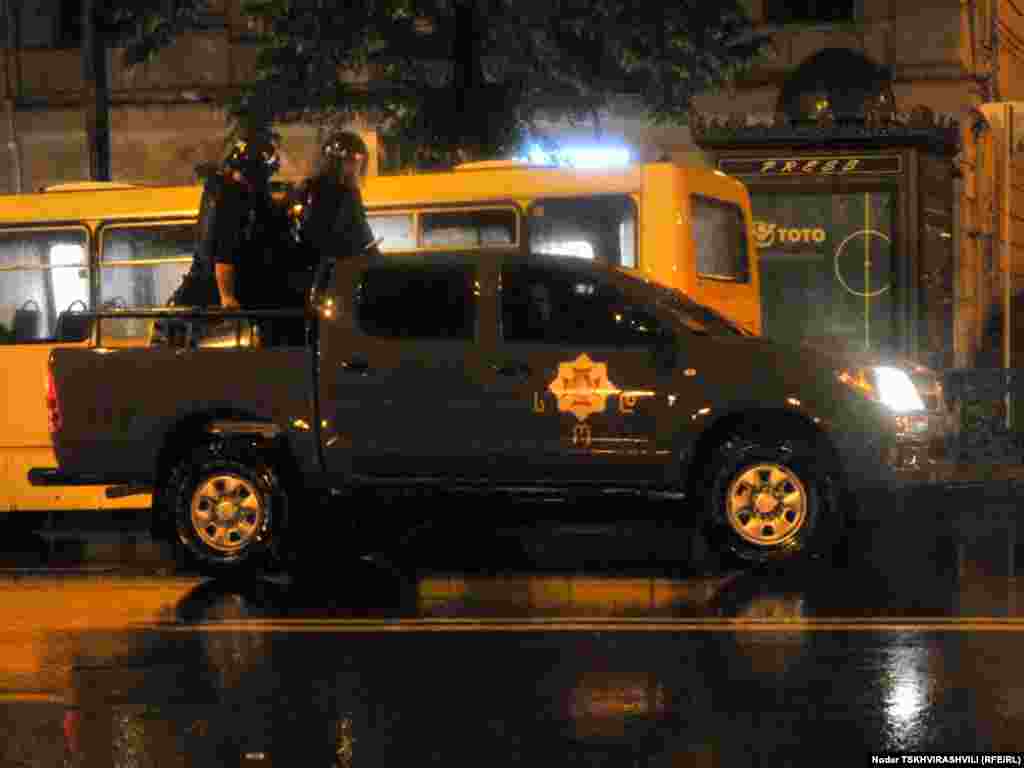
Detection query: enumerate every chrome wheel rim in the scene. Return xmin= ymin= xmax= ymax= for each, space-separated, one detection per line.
xmin=726 ymin=463 xmax=808 ymax=547
xmin=190 ymin=474 xmax=266 ymax=555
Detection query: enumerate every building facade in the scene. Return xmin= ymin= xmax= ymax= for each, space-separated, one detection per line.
xmin=684 ymin=0 xmax=1024 ymax=374
xmin=1 ymin=0 xmax=1022 ymax=370
xmin=533 ymin=0 xmax=1024 ymax=372
xmin=0 ymin=0 xmax=379 ymax=192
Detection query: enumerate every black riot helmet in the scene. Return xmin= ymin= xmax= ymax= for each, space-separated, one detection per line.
xmin=320 ymin=131 xmax=369 ymax=178
xmin=223 ymin=134 xmax=281 ymax=180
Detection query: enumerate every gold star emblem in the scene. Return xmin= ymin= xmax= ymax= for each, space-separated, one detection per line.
xmin=547 ymin=353 xmax=619 ymax=422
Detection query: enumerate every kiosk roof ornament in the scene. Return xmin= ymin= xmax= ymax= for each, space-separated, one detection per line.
xmin=778 ymin=48 xmax=895 ymax=123
xmin=690 ymin=48 xmax=960 ymax=154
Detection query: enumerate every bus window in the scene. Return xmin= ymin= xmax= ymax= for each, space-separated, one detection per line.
xmin=421 ymin=209 xmax=517 ymax=248
xmin=0 ymin=228 xmax=89 ymax=343
xmin=534 ymin=240 xmax=595 ymax=260
xmin=99 ymin=223 xmax=196 ymax=338
xmin=528 ymin=195 xmax=637 ymax=269
xmin=691 ymin=195 xmax=749 ymax=282
xmin=368 ymin=213 xmax=415 ymax=251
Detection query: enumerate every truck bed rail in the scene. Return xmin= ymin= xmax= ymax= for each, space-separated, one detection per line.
xmin=83 ymin=307 xmax=309 ymax=347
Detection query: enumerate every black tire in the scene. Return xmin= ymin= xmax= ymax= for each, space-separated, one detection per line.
xmin=164 ymin=439 xmax=287 ymax=579
xmin=702 ymin=430 xmax=841 ymax=565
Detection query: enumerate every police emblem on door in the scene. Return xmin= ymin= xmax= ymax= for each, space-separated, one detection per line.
xmin=547 ymin=353 xmax=617 ymax=422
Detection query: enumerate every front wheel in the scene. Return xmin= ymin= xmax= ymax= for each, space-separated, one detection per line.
xmin=165 ymin=440 xmax=286 ymax=578
xmin=703 ymin=432 xmax=841 ymax=565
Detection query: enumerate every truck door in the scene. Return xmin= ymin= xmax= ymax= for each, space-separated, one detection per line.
xmin=317 ymin=252 xmax=491 ymax=479
xmin=481 ymin=259 xmax=674 ymax=484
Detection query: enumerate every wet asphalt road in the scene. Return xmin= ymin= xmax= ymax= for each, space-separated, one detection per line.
xmin=3 ymin=486 xmax=1024 ymax=766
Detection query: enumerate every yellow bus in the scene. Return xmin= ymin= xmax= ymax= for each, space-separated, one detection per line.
xmin=0 ymin=161 xmax=760 ymax=518
xmin=0 ymin=182 xmax=201 ymax=518
xmin=361 ymin=160 xmax=761 ymax=335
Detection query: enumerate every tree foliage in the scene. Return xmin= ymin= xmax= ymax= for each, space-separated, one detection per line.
xmin=233 ymin=0 xmax=770 ymax=169
xmin=99 ymin=1 xmax=769 ymax=168
xmin=98 ymin=0 xmax=215 ymax=67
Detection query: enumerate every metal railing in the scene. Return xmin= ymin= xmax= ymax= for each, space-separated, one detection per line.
xmin=85 ymin=307 xmax=309 ymax=349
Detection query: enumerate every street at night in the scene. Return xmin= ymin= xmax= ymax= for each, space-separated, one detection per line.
xmin=1 ymin=485 xmax=1024 ymax=766
xmin=2 ymin=0 xmax=1024 ymax=765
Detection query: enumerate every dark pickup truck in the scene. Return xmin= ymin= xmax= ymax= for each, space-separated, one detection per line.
xmin=33 ymin=249 xmax=929 ymax=576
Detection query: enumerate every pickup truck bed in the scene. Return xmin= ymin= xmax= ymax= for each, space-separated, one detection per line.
xmin=49 ymin=344 xmax=316 ymax=483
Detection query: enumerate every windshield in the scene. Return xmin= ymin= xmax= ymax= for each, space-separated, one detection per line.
xmin=618 ymin=271 xmax=752 ymax=337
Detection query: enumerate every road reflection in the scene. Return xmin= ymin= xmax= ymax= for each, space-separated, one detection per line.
xmin=2 ymin=492 xmax=1023 ymax=764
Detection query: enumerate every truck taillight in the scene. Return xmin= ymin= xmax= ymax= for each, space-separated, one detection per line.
xmin=46 ymin=368 xmax=62 ymax=433
xmin=63 ymin=708 xmax=80 ymax=756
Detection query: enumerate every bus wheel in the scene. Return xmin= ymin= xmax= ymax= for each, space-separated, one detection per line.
xmin=165 ymin=440 xmax=285 ymax=579
xmin=703 ymin=432 xmax=834 ymax=565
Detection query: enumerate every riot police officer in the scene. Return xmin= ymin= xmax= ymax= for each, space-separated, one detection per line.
xmin=301 ymin=131 xmax=380 ymax=264
xmin=247 ymin=182 xmax=317 ymax=346
xmin=157 ymin=134 xmax=280 ymax=345
xmin=205 ymin=134 xmax=280 ymax=311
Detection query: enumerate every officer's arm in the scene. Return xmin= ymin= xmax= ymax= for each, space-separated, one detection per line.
xmin=212 ymin=185 xmax=245 ymax=309
xmin=214 ymin=263 xmax=240 ymax=309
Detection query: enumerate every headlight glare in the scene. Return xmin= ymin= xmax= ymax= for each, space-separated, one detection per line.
xmin=837 ymin=366 xmax=925 ymax=413
xmin=872 ymin=366 xmax=926 ymax=412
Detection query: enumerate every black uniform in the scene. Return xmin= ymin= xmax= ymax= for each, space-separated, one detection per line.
xmin=243 ymin=191 xmax=315 ymax=346
xmin=154 ymin=172 xmax=266 ymax=345
xmin=169 ymin=171 xmax=255 ymax=308
xmin=301 ymin=172 xmax=377 ymax=262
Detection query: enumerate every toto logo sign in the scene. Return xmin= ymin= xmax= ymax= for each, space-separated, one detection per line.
xmin=753 ymin=220 xmax=827 ymax=248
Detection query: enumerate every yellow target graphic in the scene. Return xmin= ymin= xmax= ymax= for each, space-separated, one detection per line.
xmin=834 ymin=229 xmax=892 ymax=298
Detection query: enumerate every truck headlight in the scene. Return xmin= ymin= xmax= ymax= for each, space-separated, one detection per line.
xmin=873 ymin=366 xmax=926 ymax=412
xmin=837 ymin=365 xmax=925 ymax=413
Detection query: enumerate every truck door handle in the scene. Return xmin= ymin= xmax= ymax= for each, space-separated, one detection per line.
xmin=341 ymin=358 xmax=372 ymax=374
xmin=492 ymin=362 xmax=531 ymax=378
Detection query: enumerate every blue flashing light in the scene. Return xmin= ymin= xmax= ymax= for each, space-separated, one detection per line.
xmin=521 ymin=144 xmax=631 ymax=168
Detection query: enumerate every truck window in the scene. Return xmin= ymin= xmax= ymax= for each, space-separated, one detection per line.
xmin=356 ymin=263 xmax=476 ymax=340
xmin=528 ymin=195 xmax=637 ymax=268
xmin=367 ymin=213 xmax=415 ymax=251
xmin=500 ymin=264 xmax=665 ymax=346
xmin=0 ymin=227 xmax=89 ymax=343
xmin=691 ymin=195 xmax=749 ymax=282
xmin=99 ymin=223 xmax=197 ymax=338
xmin=420 ymin=210 xmax=517 ymax=248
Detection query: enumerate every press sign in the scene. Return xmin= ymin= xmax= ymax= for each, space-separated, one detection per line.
xmin=719 ymin=156 xmax=902 ymax=176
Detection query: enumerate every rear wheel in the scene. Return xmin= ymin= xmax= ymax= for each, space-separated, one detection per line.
xmin=702 ymin=431 xmax=842 ymax=565
xmin=164 ymin=440 xmax=286 ymax=578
